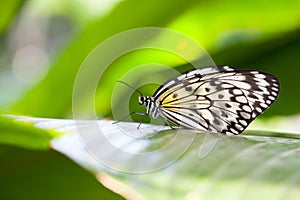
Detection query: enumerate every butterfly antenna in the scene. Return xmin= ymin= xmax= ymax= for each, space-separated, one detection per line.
xmin=116 ymin=80 xmax=144 ymax=96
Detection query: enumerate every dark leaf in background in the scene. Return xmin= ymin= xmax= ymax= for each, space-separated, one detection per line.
xmin=0 ymin=145 xmax=123 ymax=200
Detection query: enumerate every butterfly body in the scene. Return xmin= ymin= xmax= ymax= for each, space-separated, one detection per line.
xmin=138 ymin=66 xmax=280 ymax=135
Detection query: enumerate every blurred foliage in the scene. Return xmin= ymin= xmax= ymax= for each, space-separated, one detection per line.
xmin=0 ymin=1 xmax=24 ymax=34
xmin=8 ymin=0 xmax=300 ymax=119
xmin=12 ymin=0 xmax=200 ymax=117
xmin=0 ymin=144 xmax=123 ymax=200
xmin=0 ymin=115 xmax=56 ymax=149
xmin=1 ymin=0 xmax=300 ymax=199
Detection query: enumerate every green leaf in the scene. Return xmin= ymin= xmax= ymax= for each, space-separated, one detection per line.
xmin=0 ymin=1 xmax=24 ymax=34
xmin=168 ymin=0 xmax=300 ymax=50
xmin=5 ymin=115 xmax=300 ymax=199
xmin=0 ymin=144 xmax=123 ymax=200
xmin=0 ymin=115 xmax=58 ymax=150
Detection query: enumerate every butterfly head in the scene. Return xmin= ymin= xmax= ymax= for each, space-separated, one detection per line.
xmin=116 ymin=80 xmax=159 ymax=118
xmin=138 ymin=96 xmax=146 ymax=105
xmin=138 ymin=95 xmax=158 ymax=117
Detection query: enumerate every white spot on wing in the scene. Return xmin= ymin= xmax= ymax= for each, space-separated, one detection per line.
xmin=256 ymin=107 xmax=263 ymax=113
xmin=233 ymin=89 xmax=243 ymax=95
xmin=242 ymin=105 xmax=252 ymax=112
xmin=235 ymin=123 xmax=243 ymax=130
xmin=225 ymin=80 xmax=252 ymax=90
xmin=268 ymin=96 xmax=275 ymax=100
xmin=236 ymin=96 xmax=248 ymax=104
xmin=230 ymin=128 xmax=239 ymax=134
xmin=239 ymin=120 xmax=248 ymax=126
xmin=221 ymin=83 xmax=234 ymax=89
xmin=254 ymin=74 xmax=266 ymax=78
xmin=240 ymin=112 xmax=251 ymax=119
xmin=260 ymin=103 xmax=268 ymax=108
xmin=272 ymin=87 xmax=279 ymax=91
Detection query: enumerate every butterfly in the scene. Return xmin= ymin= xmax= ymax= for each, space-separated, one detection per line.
xmin=122 ymin=66 xmax=280 ymax=135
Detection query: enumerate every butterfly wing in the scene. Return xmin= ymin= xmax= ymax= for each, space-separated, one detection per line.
xmin=153 ymin=66 xmax=280 ymax=135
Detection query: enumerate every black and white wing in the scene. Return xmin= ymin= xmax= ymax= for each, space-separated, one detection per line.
xmin=153 ymin=66 xmax=280 ymax=135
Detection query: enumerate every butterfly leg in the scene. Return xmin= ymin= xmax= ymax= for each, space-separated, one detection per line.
xmin=113 ymin=111 xmax=148 ymax=129
xmin=137 ymin=113 xmax=146 ymax=129
xmin=112 ymin=114 xmax=130 ymax=124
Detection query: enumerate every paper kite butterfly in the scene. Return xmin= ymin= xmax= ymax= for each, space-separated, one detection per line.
xmin=123 ymin=66 xmax=280 ymax=135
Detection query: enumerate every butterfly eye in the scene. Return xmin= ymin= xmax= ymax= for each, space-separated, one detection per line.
xmin=138 ymin=96 xmax=145 ymax=105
